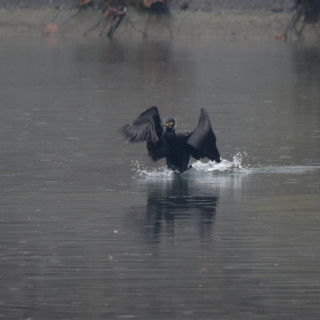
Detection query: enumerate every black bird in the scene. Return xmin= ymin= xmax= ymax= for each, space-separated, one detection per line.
xmin=122 ymin=106 xmax=221 ymax=173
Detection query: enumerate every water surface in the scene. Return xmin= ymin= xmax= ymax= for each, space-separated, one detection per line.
xmin=0 ymin=37 xmax=319 ymax=319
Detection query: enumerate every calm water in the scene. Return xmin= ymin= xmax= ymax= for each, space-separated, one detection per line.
xmin=0 ymin=37 xmax=319 ymax=320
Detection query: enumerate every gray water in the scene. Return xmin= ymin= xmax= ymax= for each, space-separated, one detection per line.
xmin=0 ymin=37 xmax=319 ymax=320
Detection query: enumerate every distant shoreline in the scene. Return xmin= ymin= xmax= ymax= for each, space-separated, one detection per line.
xmin=0 ymin=7 xmax=319 ymax=41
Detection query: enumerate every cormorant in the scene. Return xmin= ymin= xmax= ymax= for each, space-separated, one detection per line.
xmin=122 ymin=106 xmax=221 ymax=173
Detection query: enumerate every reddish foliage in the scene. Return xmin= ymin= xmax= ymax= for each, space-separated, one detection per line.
xmin=79 ymin=0 xmax=93 ymax=7
xmin=43 ymin=23 xmax=59 ymax=36
xmin=104 ymin=6 xmax=126 ymax=19
xmin=104 ymin=7 xmax=118 ymax=19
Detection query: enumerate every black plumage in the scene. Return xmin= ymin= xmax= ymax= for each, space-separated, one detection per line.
xmin=122 ymin=106 xmax=221 ymax=173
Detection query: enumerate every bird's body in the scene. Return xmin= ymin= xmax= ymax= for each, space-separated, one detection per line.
xmin=148 ymin=131 xmax=190 ymax=172
xmin=122 ymin=106 xmax=221 ymax=173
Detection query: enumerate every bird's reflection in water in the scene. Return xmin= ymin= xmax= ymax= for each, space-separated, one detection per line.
xmin=139 ymin=176 xmax=219 ymax=242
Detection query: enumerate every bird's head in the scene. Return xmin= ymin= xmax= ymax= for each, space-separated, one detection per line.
xmin=163 ymin=117 xmax=176 ymax=132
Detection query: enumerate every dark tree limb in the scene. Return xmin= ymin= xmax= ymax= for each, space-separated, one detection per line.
xmin=277 ymin=0 xmax=320 ymax=41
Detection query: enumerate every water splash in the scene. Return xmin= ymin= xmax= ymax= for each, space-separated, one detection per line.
xmin=131 ymin=152 xmax=250 ymax=178
xmin=131 ymin=161 xmax=175 ymax=179
xmin=191 ymin=152 xmax=250 ymax=174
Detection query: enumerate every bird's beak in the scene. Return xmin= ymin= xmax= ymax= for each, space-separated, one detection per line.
xmin=165 ymin=121 xmax=174 ymax=128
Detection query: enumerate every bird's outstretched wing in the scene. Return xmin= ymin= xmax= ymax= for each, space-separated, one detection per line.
xmin=122 ymin=106 xmax=163 ymax=144
xmin=187 ymin=108 xmax=221 ymax=162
